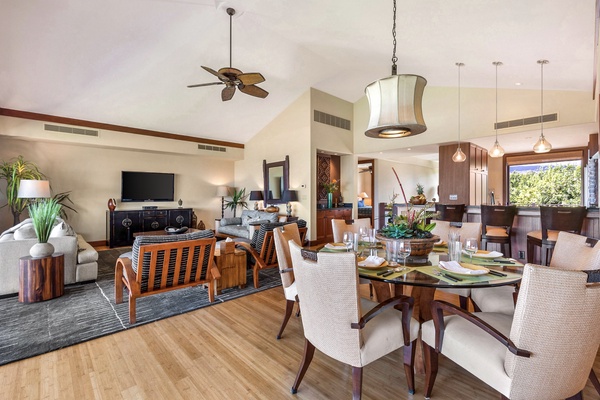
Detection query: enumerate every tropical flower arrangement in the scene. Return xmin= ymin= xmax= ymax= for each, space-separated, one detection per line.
xmin=322 ymin=179 xmax=339 ymax=193
xmin=378 ymin=168 xmax=438 ymax=239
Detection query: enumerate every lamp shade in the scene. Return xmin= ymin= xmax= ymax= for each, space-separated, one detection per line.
xmin=249 ymin=190 xmax=264 ymax=201
xmin=17 ymin=180 xmax=51 ymax=199
xmin=358 ymin=192 xmax=369 ymax=199
xmin=365 ymin=74 xmax=427 ymax=138
xmin=282 ymin=190 xmax=299 ymax=202
xmin=216 ymin=186 xmax=229 ymax=197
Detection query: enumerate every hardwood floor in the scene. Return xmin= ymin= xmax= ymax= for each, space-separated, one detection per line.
xmin=0 ymin=286 xmax=598 ymax=399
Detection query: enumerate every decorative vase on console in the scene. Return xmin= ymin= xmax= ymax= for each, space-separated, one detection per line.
xmin=107 ymin=198 xmax=116 ymax=211
xmin=327 ymin=193 xmax=333 ymax=209
xmin=322 ymin=179 xmax=339 ymax=209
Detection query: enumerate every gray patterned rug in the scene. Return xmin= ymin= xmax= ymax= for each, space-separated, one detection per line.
xmin=0 ymin=248 xmax=281 ymax=366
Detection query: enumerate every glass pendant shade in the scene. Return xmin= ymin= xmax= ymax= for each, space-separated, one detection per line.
xmin=489 ymin=140 xmax=505 ymax=158
xmin=533 ymin=134 xmax=552 ymax=153
xmin=452 ymin=146 xmax=467 ymax=162
xmin=365 ymin=74 xmax=427 ymax=138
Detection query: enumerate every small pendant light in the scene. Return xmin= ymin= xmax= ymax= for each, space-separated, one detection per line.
xmin=533 ymin=60 xmax=552 ymax=153
xmin=452 ymin=62 xmax=467 ymax=162
xmin=489 ymin=61 xmax=505 ymax=158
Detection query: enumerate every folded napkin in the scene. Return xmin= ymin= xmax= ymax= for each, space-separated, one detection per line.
xmin=462 ymin=250 xmax=503 ymax=258
xmin=439 ymin=261 xmax=488 ymax=275
xmin=358 ymin=255 xmax=385 ymax=267
xmin=325 ymin=243 xmax=348 ymax=250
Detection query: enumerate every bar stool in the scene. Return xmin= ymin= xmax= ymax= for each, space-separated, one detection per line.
xmin=434 ymin=203 xmax=465 ymax=222
xmin=480 ymin=205 xmax=517 ymax=257
xmin=526 ymin=205 xmax=587 ymax=265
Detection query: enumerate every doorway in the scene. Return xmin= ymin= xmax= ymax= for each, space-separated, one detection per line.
xmin=357 ymin=160 xmax=374 ymax=226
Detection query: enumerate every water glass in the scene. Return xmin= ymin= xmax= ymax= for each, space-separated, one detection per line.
xmin=398 ymin=240 xmax=411 ymax=267
xmin=448 ymin=241 xmax=462 ymax=261
xmin=464 ymin=238 xmax=478 ymax=261
xmin=386 ymin=240 xmax=398 ymax=266
xmin=342 ymin=231 xmax=353 ymax=252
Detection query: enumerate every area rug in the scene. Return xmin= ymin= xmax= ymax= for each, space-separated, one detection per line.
xmin=0 ymin=248 xmax=282 ymax=366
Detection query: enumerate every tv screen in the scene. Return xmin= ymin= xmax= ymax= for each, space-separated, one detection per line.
xmin=121 ymin=171 xmax=175 ymax=202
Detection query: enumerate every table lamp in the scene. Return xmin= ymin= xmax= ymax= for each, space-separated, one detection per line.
xmin=216 ymin=186 xmax=229 ymax=218
xmin=17 ymin=179 xmax=51 ymax=200
xmin=249 ymin=190 xmax=264 ymax=210
xmin=282 ymin=190 xmax=299 ymax=217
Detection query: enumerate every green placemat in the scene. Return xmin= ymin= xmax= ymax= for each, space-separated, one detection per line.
xmin=461 ymin=255 xmax=524 ymax=267
xmin=358 ymin=266 xmax=415 ymax=280
xmin=416 ymin=265 xmax=521 ymax=284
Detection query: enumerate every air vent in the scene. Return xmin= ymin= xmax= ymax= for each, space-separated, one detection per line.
xmin=314 ymin=110 xmax=351 ymax=131
xmin=495 ymin=113 xmax=558 ymax=130
xmin=198 ymin=144 xmax=226 ymax=152
xmin=44 ymin=124 xmax=99 ymax=137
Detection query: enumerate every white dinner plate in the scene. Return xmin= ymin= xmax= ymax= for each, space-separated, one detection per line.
xmin=462 ymin=250 xmax=503 ymax=259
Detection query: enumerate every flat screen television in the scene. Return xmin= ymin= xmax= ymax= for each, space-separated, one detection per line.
xmin=121 ymin=171 xmax=175 ymax=202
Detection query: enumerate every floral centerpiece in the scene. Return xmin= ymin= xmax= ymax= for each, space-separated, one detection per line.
xmin=322 ymin=179 xmax=339 ymax=208
xmin=378 ymin=168 xmax=439 ymax=257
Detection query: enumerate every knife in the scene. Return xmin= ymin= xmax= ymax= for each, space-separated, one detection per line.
xmin=488 ymin=270 xmax=507 ymax=277
xmin=492 ymin=258 xmax=515 ymax=264
xmin=441 ymin=273 xmax=461 ymax=282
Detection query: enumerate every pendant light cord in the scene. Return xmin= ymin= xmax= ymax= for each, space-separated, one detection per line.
xmin=229 ymin=11 xmax=233 ymax=68
xmin=391 ymin=0 xmax=398 ymax=75
xmin=456 ymin=62 xmax=463 ymax=145
xmin=540 ymin=61 xmax=544 ymax=137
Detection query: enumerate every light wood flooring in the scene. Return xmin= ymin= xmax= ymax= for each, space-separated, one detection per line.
xmin=0 ymin=285 xmax=599 ymax=399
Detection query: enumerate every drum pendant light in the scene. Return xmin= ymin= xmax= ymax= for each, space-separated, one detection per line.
xmin=364 ymin=0 xmax=427 ymax=138
xmin=489 ymin=61 xmax=505 ymax=158
xmin=533 ymin=60 xmax=552 ymax=153
xmin=452 ymin=62 xmax=467 ymax=162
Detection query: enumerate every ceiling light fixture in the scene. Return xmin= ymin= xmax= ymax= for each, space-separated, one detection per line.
xmin=452 ymin=62 xmax=467 ymax=162
xmin=364 ymin=0 xmax=427 ymax=139
xmin=533 ymin=60 xmax=552 ymax=153
xmin=489 ymin=61 xmax=505 ymax=158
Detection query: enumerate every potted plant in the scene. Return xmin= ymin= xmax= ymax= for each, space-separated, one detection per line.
xmin=224 ymin=188 xmax=249 ymax=217
xmin=378 ymin=168 xmax=439 ymax=257
xmin=28 ymin=198 xmax=62 ymax=258
xmin=322 ymin=179 xmax=339 ymax=208
xmin=0 ymin=156 xmax=46 ymax=225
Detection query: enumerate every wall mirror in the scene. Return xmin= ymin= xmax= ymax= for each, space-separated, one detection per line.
xmin=263 ymin=155 xmax=289 ymax=205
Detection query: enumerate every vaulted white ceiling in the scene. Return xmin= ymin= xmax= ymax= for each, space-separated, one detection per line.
xmin=0 ymin=0 xmax=597 ymax=148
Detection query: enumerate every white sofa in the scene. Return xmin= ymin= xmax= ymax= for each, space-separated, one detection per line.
xmin=0 ymin=218 xmax=98 ymax=296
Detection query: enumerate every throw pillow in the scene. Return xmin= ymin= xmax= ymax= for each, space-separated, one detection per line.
xmin=50 ymin=219 xmax=76 ymax=237
xmin=14 ymin=224 xmax=37 ymax=240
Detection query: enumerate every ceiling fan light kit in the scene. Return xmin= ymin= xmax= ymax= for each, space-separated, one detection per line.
xmin=187 ymin=7 xmax=268 ymax=101
xmin=364 ymin=0 xmax=427 ymax=139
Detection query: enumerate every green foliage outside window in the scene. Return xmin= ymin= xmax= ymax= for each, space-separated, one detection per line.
xmin=509 ymin=163 xmax=582 ymax=206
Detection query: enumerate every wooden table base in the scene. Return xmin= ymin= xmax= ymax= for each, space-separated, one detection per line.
xmin=19 ymin=253 xmax=64 ymax=303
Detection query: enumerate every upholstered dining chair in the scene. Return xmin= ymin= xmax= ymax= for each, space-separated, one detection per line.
xmin=526 ymin=205 xmax=587 ymax=266
xmin=331 ymin=218 xmax=371 ymax=243
xmin=480 ymin=205 xmax=517 ymax=257
xmin=272 ymin=223 xmax=302 ymax=339
xmin=431 ymin=220 xmax=482 ymax=309
xmin=288 ymin=241 xmax=420 ymax=399
xmin=422 ymin=263 xmax=600 ymax=400
xmin=434 ymin=203 xmax=465 ymax=223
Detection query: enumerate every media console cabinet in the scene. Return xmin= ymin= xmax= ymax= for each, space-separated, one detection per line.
xmin=107 ymin=208 xmax=193 ymax=248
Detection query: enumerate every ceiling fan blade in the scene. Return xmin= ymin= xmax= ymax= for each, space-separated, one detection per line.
xmin=202 ymin=66 xmax=230 ymax=82
xmin=222 ymin=86 xmax=236 ymax=101
xmin=238 ymin=72 xmax=265 ymax=85
xmin=187 ymin=82 xmax=224 ymax=88
xmin=239 ymin=84 xmax=269 ymax=99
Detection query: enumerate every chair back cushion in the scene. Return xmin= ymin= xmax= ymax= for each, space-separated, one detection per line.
xmin=550 ymin=231 xmax=600 ymax=270
xmin=272 ymin=223 xmax=301 ymax=289
xmin=505 ymin=264 xmax=600 ymax=399
xmin=331 ymin=218 xmax=371 ymax=243
xmin=132 ymin=230 xmax=214 ymax=292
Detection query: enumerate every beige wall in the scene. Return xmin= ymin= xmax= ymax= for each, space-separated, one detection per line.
xmin=0 ymin=117 xmax=238 ymax=242
xmin=487 ymin=156 xmax=504 ymax=203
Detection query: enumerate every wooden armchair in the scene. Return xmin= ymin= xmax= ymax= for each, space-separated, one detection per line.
xmin=235 ymin=220 xmax=307 ymax=288
xmin=115 ymin=231 xmax=220 ymax=324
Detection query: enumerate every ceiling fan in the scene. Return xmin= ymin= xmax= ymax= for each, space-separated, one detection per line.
xmin=187 ymin=7 xmax=268 ymax=101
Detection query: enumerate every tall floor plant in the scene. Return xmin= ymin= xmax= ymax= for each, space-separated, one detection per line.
xmin=0 ymin=156 xmax=45 ymax=225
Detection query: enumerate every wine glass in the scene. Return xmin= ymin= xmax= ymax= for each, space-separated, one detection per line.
xmin=397 ymin=240 xmax=411 ymax=268
xmin=342 ymin=231 xmax=354 ymax=252
xmin=464 ymin=238 xmax=478 ymax=261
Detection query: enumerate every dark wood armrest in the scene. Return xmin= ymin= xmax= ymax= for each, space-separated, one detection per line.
xmin=351 ymin=295 xmax=415 ymax=346
xmin=431 ymin=300 xmax=531 ymax=357
xmin=234 ymin=241 xmax=269 ymax=270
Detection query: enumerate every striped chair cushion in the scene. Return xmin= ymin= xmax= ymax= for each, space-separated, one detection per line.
xmin=132 ymin=230 xmax=214 ymax=292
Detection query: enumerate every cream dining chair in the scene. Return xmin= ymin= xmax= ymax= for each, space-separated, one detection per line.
xmin=272 ymin=223 xmax=302 ymax=339
xmin=422 ymin=263 xmax=600 ymax=400
xmin=288 ymin=241 xmax=420 ymax=398
xmin=331 ymin=218 xmax=371 ymax=243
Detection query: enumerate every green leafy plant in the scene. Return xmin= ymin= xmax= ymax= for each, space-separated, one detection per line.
xmin=224 ymin=188 xmax=249 ymax=217
xmin=53 ymin=191 xmax=77 ymax=220
xmin=28 ymin=199 xmax=62 ymax=243
xmin=322 ymin=179 xmax=339 ymax=193
xmin=0 ymin=156 xmax=46 ymax=225
xmin=379 ymin=168 xmax=438 ymax=239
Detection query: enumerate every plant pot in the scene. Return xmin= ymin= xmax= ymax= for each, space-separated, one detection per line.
xmin=30 ymin=242 xmax=54 ymax=258
xmin=376 ymin=234 xmax=440 ymax=257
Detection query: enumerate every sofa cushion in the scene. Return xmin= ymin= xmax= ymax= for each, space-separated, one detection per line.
xmin=220 ymin=217 xmax=242 ymax=227
xmin=51 ymin=219 xmax=76 ymax=237
xmin=0 ymin=233 xmax=14 ymax=242
xmin=240 ymin=210 xmax=278 ymax=227
xmin=14 ymin=224 xmax=37 ymax=240
xmin=76 ymin=235 xmax=98 ymax=264
xmin=218 ymin=224 xmax=251 ymax=239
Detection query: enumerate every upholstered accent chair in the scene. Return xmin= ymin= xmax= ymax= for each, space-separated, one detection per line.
xmin=331 ymin=218 xmax=371 ymax=243
xmin=115 ymin=230 xmax=219 ymax=324
xmin=422 ymin=263 xmax=600 ymax=400
xmin=288 ymin=241 xmax=420 ymax=398
xmin=235 ymin=219 xmax=307 ymax=288
xmin=272 ymin=223 xmax=302 ymax=339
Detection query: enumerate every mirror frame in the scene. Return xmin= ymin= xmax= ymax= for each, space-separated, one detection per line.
xmin=263 ymin=155 xmax=289 ymax=205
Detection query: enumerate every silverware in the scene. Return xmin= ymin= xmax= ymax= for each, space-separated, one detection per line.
xmin=488 ymin=270 xmax=507 ymax=277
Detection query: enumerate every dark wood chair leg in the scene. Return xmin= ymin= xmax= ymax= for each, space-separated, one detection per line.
xmin=565 ymin=391 xmax=583 ymax=400
xmin=423 ymin=343 xmax=438 ymax=399
xmin=403 ymin=342 xmax=416 ymax=394
xmin=352 ymin=366 xmax=363 ymax=400
xmin=291 ymin=339 xmax=315 ymax=394
xmin=590 ymin=368 xmax=600 ymax=395
xmin=277 ymin=299 xmax=295 ymax=339
xmin=526 ymin=238 xmax=534 ymax=263
xmin=458 ymin=295 xmax=469 ymax=310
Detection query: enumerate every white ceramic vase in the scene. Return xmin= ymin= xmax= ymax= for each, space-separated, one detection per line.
xmin=30 ymin=242 xmax=54 ymax=258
